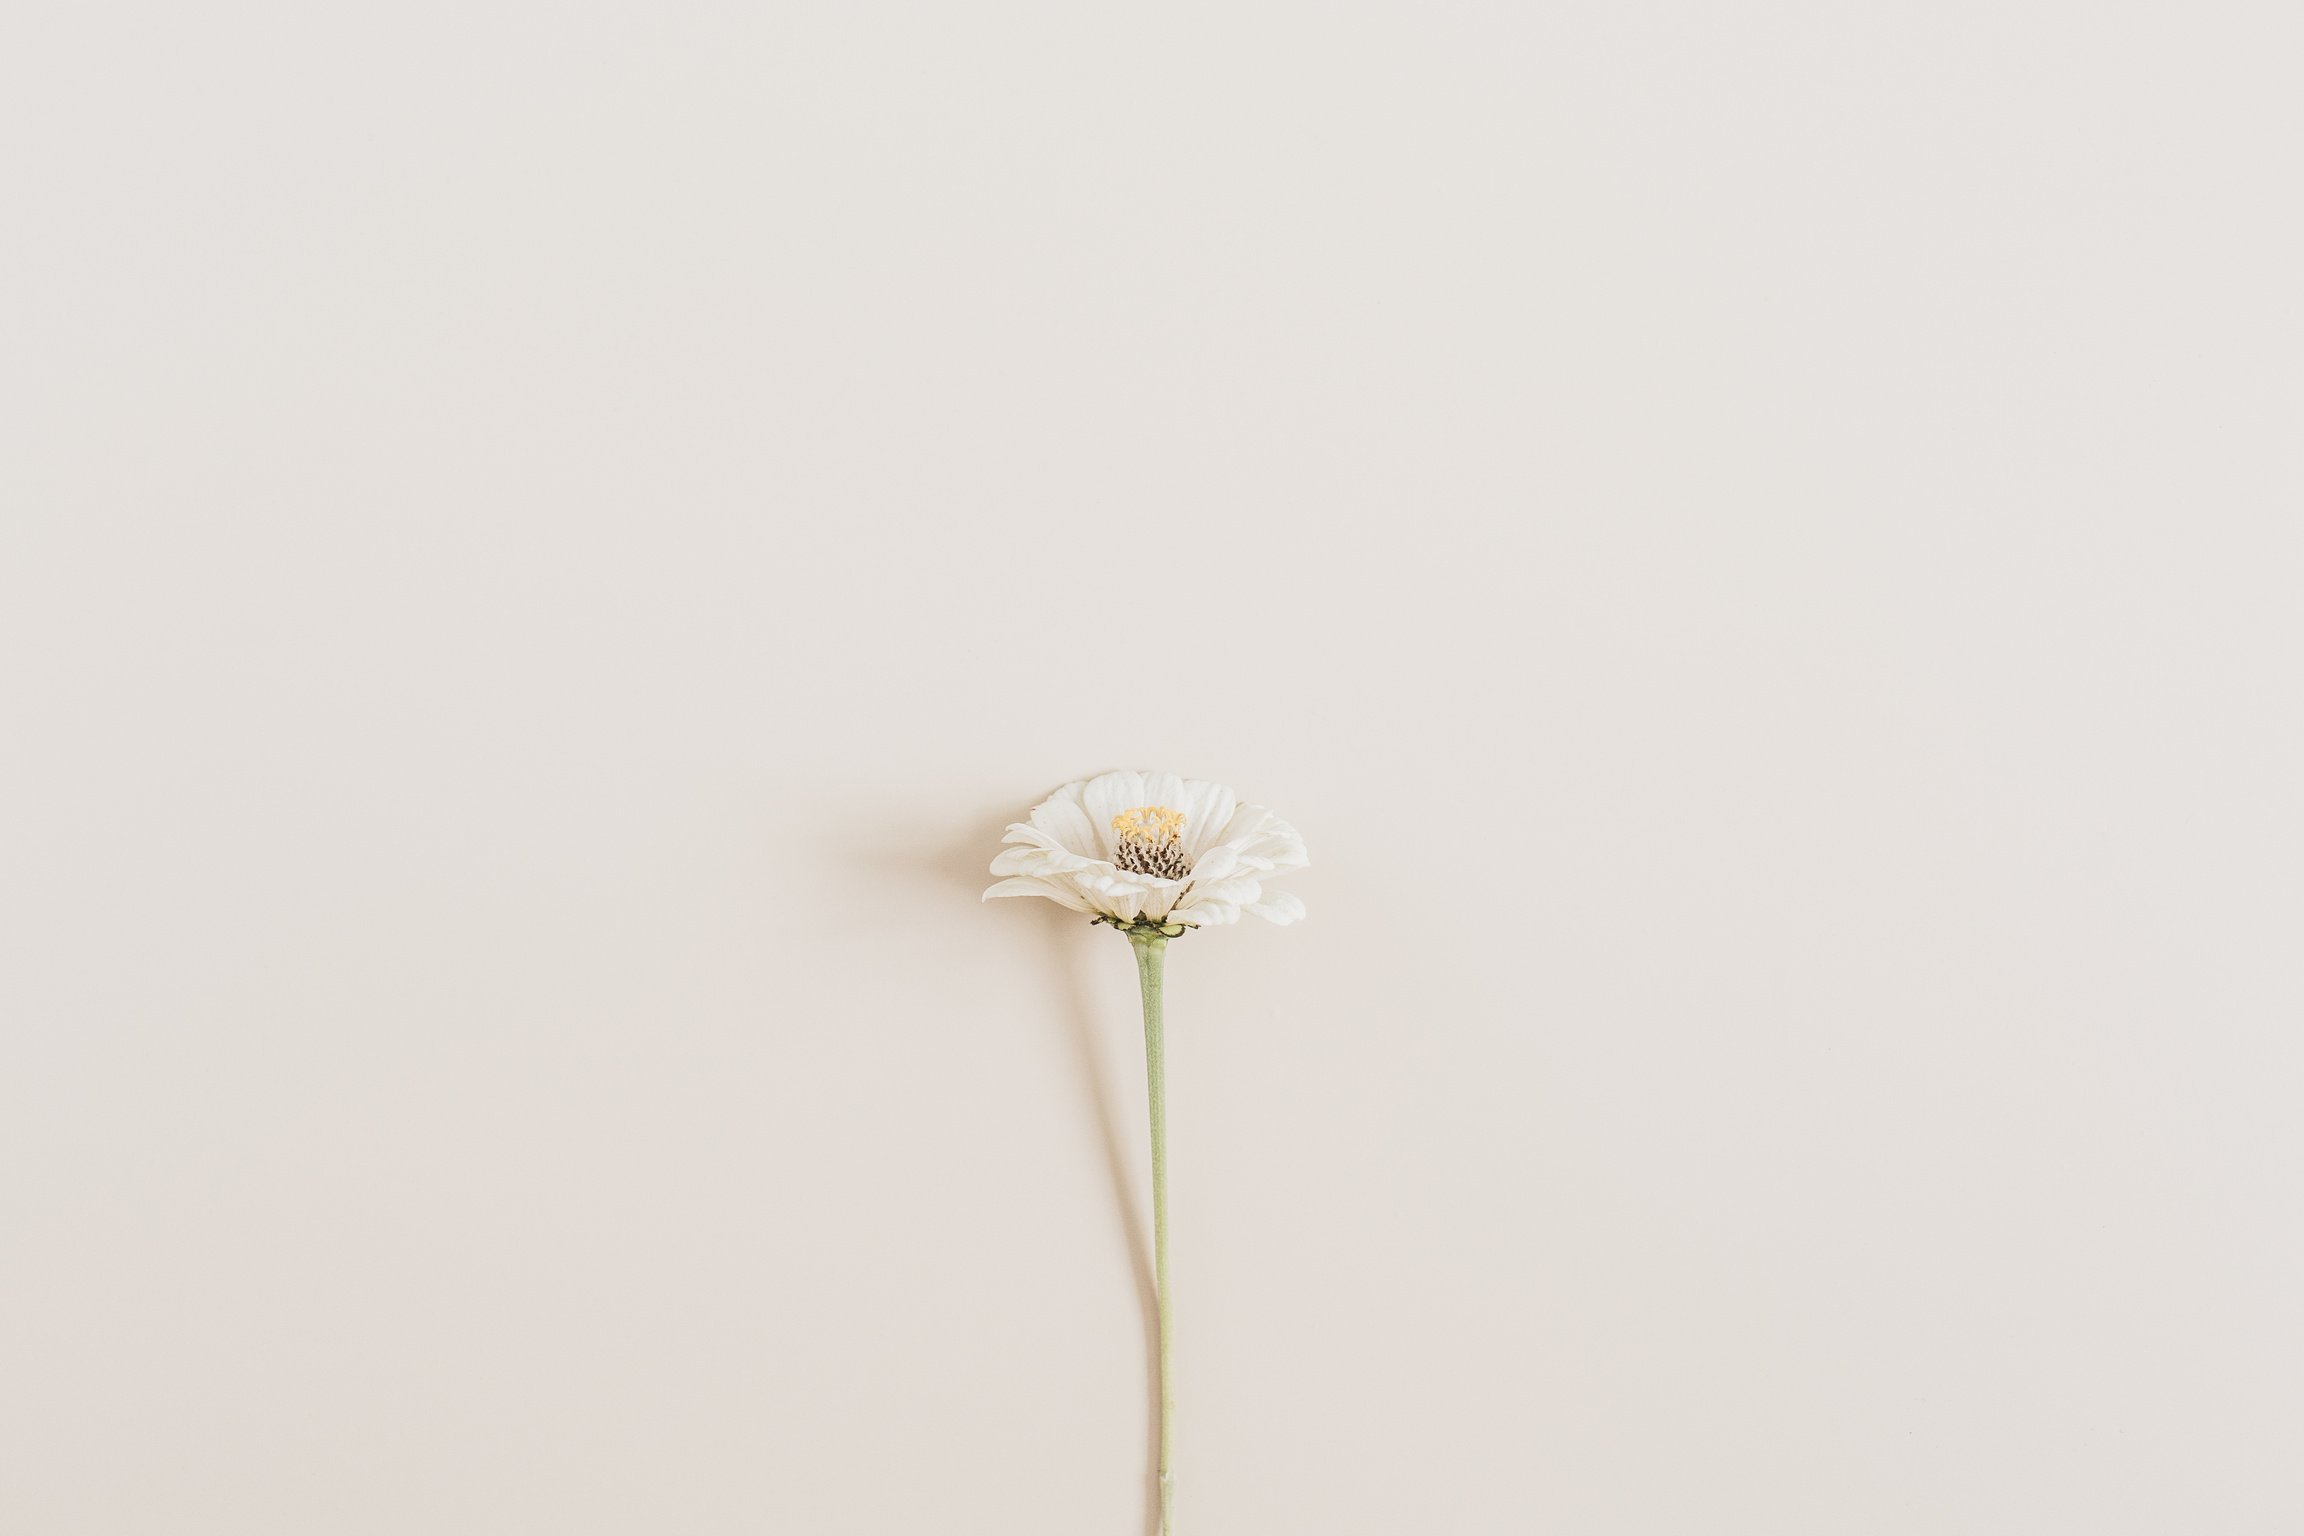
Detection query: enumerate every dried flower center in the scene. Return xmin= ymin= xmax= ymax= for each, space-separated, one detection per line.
xmin=1111 ymin=805 xmax=1192 ymax=879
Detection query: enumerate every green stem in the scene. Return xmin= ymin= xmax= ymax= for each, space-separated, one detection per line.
xmin=1129 ymin=931 xmax=1176 ymax=1536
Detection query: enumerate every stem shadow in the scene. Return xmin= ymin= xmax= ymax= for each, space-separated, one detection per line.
xmin=1043 ymin=912 xmax=1164 ymax=1536
xmin=929 ymin=803 xmax=1163 ymax=1534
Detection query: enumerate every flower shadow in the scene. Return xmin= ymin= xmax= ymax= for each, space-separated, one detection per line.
xmin=922 ymin=805 xmax=1164 ymax=1535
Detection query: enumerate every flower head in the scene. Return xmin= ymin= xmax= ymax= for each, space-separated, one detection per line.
xmin=984 ymin=769 xmax=1308 ymax=931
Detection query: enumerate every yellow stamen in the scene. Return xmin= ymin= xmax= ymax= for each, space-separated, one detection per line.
xmin=1112 ymin=805 xmax=1186 ymax=842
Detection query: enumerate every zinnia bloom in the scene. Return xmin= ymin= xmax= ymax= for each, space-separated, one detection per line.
xmin=984 ymin=769 xmax=1307 ymax=1533
xmin=983 ymin=769 xmax=1309 ymax=931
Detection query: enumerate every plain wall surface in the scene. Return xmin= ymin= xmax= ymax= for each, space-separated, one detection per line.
xmin=4 ymin=3 xmax=2300 ymax=1532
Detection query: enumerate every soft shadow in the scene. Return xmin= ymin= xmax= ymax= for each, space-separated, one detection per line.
xmin=920 ymin=802 xmax=1164 ymax=1535
xmin=1044 ymin=907 xmax=1166 ymax=1534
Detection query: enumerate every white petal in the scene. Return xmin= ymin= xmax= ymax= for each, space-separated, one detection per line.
xmin=1080 ymin=770 xmax=1151 ymax=857
xmin=982 ymin=876 xmax=1093 ymax=912
xmin=1254 ymin=816 xmax=1309 ymax=870
xmin=1207 ymin=807 xmax=1307 ymax=873
xmin=1183 ymin=843 xmax=1241 ymax=883
xmin=1244 ymin=889 xmax=1307 ymax=925
xmin=1081 ymin=867 xmax=1154 ymax=897
xmin=1026 ymin=782 xmax=1103 ymax=858
xmin=1137 ymin=877 xmax=1186 ymax=920
xmin=1209 ymin=804 xmax=1272 ymax=847
xmin=1138 ymin=770 xmax=1188 ymax=820
xmin=1177 ymin=876 xmax=1263 ymax=909
xmin=1177 ymin=777 xmax=1239 ymax=859
xmin=992 ymin=825 xmax=1115 ymax=879
xmin=1058 ymin=874 xmax=1132 ymax=921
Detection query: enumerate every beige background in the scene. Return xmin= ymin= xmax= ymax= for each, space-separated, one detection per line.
xmin=4 ymin=3 xmax=2301 ymax=1532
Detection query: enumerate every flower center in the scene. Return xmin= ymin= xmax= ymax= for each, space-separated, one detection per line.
xmin=1111 ymin=805 xmax=1192 ymax=879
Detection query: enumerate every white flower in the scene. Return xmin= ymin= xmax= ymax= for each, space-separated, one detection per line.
xmin=984 ymin=769 xmax=1308 ymax=930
